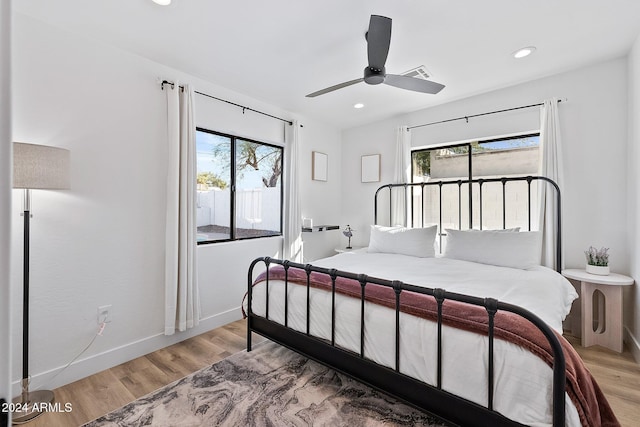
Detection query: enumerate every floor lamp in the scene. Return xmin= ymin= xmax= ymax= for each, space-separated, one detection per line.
xmin=11 ymin=142 xmax=70 ymax=424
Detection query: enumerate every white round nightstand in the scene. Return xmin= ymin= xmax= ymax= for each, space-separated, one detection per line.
xmin=562 ymin=269 xmax=634 ymax=353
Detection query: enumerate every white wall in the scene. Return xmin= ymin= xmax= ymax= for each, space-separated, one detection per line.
xmin=342 ymin=58 xmax=629 ymax=336
xmin=341 ymin=118 xmax=404 ymax=245
xmin=299 ymin=120 xmax=343 ymax=261
xmin=10 ymin=12 xmax=341 ymax=392
xmin=197 ymin=188 xmax=282 ymax=231
xmin=1 ymin=0 xmax=12 ymax=413
xmin=627 ymin=34 xmax=640 ymax=361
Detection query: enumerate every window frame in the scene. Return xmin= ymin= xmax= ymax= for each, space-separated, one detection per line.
xmin=410 ymin=132 xmax=540 ymax=232
xmin=411 ymin=132 xmax=540 ymax=180
xmin=196 ymin=127 xmax=284 ymax=245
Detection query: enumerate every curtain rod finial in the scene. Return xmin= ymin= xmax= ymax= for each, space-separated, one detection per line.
xmin=160 ymin=79 xmax=175 ymax=90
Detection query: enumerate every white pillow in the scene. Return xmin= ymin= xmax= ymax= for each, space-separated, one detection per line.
xmin=437 ymin=227 xmax=520 ymax=253
xmin=468 ymin=227 xmax=520 ymax=232
xmin=368 ymin=225 xmax=437 ymax=258
xmin=443 ymin=229 xmax=541 ymax=269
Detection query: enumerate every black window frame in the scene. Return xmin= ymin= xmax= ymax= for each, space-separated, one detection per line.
xmin=196 ymin=127 xmax=284 ymax=245
xmin=410 ymin=132 xmax=540 ymax=178
xmin=410 ymin=132 xmax=540 ymax=231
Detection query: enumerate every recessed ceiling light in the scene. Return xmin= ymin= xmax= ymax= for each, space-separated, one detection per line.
xmin=513 ymin=46 xmax=536 ymax=59
xmin=152 ymin=0 xmax=171 ymax=5
xmin=353 ymin=103 xmax=364 ymax=109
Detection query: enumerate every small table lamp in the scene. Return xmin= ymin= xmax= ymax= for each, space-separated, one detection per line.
xmin=342 ymin=225 xmax=354 ymax=249
xmin=12 ymin=142 xmax=70 ymax=423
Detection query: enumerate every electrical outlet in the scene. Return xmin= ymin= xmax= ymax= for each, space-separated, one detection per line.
xmin=97 ymin=305 xmax=112 ymax=324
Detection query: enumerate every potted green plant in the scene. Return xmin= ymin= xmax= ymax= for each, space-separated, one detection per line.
xmin=584 ymin=246 xmax=610 ymax=275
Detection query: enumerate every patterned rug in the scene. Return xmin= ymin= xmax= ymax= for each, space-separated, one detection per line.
xmin=83 ymin=341 xmax=453 ymax=427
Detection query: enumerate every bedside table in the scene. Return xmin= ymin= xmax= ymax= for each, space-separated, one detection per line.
xmin=562 ymin=269 xmax=634 ymax=352
xmin=335 ymin=247 xmax=365 ymax=254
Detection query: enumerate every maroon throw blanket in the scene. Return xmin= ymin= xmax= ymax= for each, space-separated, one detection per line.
xmin=250 ymin=266 xmax=619 ymax=427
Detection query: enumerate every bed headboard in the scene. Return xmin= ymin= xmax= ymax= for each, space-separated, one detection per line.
xmin=374 ymin=175 xmax=561 ymax=271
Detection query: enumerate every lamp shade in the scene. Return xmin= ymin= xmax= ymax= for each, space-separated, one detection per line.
xmin=13 ymin=142 xmax=70 ymax=190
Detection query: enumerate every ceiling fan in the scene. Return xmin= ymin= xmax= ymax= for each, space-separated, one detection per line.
xmin=306 ymin=15 xmax=445 ymax=98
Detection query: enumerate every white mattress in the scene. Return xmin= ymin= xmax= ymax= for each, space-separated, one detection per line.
xmin=248 ymin=251 xmax=581 ymax=427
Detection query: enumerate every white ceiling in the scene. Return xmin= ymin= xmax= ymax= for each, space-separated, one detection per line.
xmin=14 ymin=0 xmax=640 ymax=130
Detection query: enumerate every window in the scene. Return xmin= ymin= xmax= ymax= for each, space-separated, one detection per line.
xmin=412 ymin=134 xmax=539 ymax=180
xmin=196 ymin=128 xmax=283 ymax=244
xmin=411 ymin=133 xmax=540 ymax=234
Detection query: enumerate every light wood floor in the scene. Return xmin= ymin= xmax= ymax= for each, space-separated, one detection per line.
xmin=26 ymin=321 xmax=640 ymax=427
xmin=564 ymin=335 xmax=640 ymax=427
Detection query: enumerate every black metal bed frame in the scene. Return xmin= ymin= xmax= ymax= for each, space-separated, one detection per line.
xmin=376 ymin=175 xmax=562 ymax=271
xmin=246 ymin=175 xmax=565 ymax=427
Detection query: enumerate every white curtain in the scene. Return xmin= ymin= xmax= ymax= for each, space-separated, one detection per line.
xmin=392 ymin=126 xmax=411 ymax=226
xmin=165 ymin=83 xmax=200 ymax=335
xmin=538 ymin=98 xmax=563 ymax=270
xmin=283 ymin=120 xmax=303 ymax=262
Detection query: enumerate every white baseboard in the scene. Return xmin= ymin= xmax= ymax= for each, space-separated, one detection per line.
xmin=624 ymin=326 xmax=640 ymax=363
xmin=12 ymin=307 xmax=243 ymax=396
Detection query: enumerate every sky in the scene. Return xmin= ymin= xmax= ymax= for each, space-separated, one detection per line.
xmin=196 ymin=130 xmax=274 ymax=190
xmin=479 ymin=135 xmax=539 ymax=150
xmin=196 ymin=131 xmax=225 ymax=172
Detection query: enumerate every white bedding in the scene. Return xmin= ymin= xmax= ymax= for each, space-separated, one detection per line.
xmin=315 ymin=250 xmax=576 ymax=332
xmin=248 ymin=251 xmax=581 ymax=427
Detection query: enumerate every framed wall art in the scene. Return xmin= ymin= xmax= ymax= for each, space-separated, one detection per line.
xmin=312 ymin=151 xmax=328 ymax=181
xmin=361 ymin=154 xmax=380 ymax=183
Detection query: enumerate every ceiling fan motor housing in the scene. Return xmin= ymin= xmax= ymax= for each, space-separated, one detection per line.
xmin=364 ymin=66 xmax=385 ymax=85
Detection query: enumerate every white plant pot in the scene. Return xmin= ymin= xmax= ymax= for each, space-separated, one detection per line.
xmin=586 ymin=264 xmax=610 ymax=275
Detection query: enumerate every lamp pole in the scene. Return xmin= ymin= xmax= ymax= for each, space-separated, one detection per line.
xmin=11 ymin=142 xmax=69 ymax=423
xmin=12 ymin=188 xmax=55 ymax=424
xmin=21 ymin=189 xmax=31 ymax=405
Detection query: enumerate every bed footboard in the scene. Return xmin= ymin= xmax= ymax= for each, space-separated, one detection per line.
xmin=246 ymin=257 xmax=566 ymax=427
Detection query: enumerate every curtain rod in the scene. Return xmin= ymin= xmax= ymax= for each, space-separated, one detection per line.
xmin=407 ymin=99 xmax=564 ymax=131
xmin=161 ymin=80 xmax=293 ymax=126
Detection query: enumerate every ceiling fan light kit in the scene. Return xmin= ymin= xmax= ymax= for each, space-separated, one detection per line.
xmin=306 ymin=15 xmax=445 ymax=98
xmin=364 ymin=65 xmax=386 ymax=85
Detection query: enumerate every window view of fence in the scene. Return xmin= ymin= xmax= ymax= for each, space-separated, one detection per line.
xmin=411 ymin=134 xmax=540 ymax=237
xmin=196 ymin=129 xmax=283 ymax=244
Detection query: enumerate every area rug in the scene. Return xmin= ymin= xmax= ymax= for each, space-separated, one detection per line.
xmin=83 ymin=341 xmax=453 ymax=427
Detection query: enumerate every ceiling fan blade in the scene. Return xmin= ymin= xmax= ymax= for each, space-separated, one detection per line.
xmin=367 ymin=15 xmax=392 ymax=70
xmin=305 ymin=78 xmax=364 ymax=98
xmin=384 ymin=74 xmax=445 ymax=94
